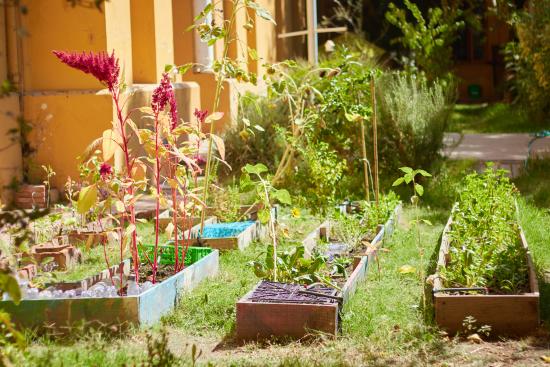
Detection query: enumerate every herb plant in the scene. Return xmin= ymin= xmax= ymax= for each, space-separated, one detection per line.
xmin=240 ymin=163 xmax=291 ymax=282
xmin=441 ymin=166 xmax=528 ymax=294
xmin=249 ymin=243 xmax=332 ymax=286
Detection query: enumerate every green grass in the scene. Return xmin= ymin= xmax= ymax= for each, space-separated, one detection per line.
xmin=448 ymin=103 xmax=539 ymax=134
xmin=8 ymin=201 xmax=550 ymax=366
xmin=514 ymin=159 xmax=550 ymax=208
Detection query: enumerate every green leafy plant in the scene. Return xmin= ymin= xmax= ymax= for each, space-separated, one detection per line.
xmin=240 ymin=163 xmax=291 ymax=282
xmin=393 ymin=166 xmax=431 ymax=307
xmin=504 ymin=1 xmax=550 ymax=122
xmin=41 ymin=164 xmax=55 ymax=208
xmin=385 ymin=0 xmax=465 ymax=80
xmin=441 ymin=166 xmax=528 ymax=294
xmin=170 ymin=0 xmax=275 ymax=233
xmin=249 ymin=243 xmax=333 ymax=286
xmin=378 ymin=72 xmax=454 ymax=174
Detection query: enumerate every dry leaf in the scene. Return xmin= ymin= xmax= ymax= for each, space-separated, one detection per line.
xmin=467 ymin=333 xmax=482 ymax=344
xmin=398 ymin=265 xmax=416 ymax=274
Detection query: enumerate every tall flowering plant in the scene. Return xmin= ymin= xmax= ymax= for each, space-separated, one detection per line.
xmin=139 ymin=73 xmax=203 ymax=282
xmin=55 ymin=51 xmax=204 ymax=286
xmin=54 ymin=50 xmax=145 ymax=283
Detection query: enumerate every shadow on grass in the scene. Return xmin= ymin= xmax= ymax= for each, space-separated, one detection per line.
xmin=421 ymin=226 xmax=443 ymax=325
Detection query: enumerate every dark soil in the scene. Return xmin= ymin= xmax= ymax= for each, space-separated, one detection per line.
xmin=246 ymin=281 xmax=339 ymax=305
xmin=136 ymin=262 xmax=176 ymax=283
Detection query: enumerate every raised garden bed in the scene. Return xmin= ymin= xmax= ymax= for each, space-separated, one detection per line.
xmin=432 ymin=210 xmax=540 ymax=336
xmin=0 ymin=249 xmax=219 ymax=329
xmin=186 ymin=218 xmax=264 ymax=251
xmin=236 ymin=203 xmax=402 ymax=340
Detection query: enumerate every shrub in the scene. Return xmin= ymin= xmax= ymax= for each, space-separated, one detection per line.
xmin=377 ymin=72 xmax=454 ymax=174
xmin=505 ymin=2 xmax=550 ymax=123
xmin=225 ymin=52 xmax=454 ymax=209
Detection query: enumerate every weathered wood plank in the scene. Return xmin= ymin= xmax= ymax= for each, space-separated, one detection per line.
xmin=432 ymin=204 xmax=540 ymax=336
xmin=236 ymin=287 xmax=338 ymax=340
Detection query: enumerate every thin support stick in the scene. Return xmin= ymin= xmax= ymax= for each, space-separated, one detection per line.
xmin=360 ymin=118 xmax=370 ymax=202
xmin=371 ymin=78 xmax=379 ymax=205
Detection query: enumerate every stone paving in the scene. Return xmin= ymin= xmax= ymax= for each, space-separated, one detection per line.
xmin=443 ymin=133 xmax=550 ymax=176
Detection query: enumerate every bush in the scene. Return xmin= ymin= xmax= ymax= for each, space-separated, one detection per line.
xmin=377 ymin=72 xmax=454 ymax=174
xmin=505 ymin=2 xmax=550 ymax=123
xmin=224 ymin=51 xmax=454 ymax=210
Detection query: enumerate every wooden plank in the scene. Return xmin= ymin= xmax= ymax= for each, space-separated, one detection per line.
xmin=434 ymin=294 xmax=539 ymax=335
xmin=341 ymin=256 xmax=368 ymax=304
xmin=138 ymin=248 xmax=219 ymax=325
xmin=236 ymin=286 xmax=338 ymax=340
xmin=432 ymin=203 xmax=540 ymax=335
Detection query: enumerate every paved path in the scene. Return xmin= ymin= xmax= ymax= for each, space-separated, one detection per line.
xmin=443 ymin=133 xmax=550 ymax=176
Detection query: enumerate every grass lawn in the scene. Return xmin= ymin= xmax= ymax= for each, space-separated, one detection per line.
xmin=8 ymin=200 xmax=550 ymax=366
xmin=448 ymin=103 xmax=541 ymax=134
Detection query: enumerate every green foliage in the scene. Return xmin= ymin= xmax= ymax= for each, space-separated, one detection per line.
xmin=385 ymin=0 xmax=465 ymax=80
xmin=294 ymin=141 xmax=347 ymax=213
xmin=378 ymin=72 xmax=454 ymax=173
xmin=208 ymin=185 xmax=242 ymax=223
xmin=249 ymin=243 xmax=333 ymax=286
xmin=332 ymin=192 xmax=400 ymax=249
xmin=240 ymin=164 xmax=291 ymax=217
xmin=441 ymin=166 xmax=528 ymax=294
xmin=392 ymin=167 xmax=431 ymax=200
xmin=141 ymin=329 xmax=178 ymax=367
xmin=505 ymin=2 xmax=550 ymax=122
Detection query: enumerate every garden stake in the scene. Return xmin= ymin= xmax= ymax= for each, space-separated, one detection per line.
xmin=360 ymin=116 xmax=370 ymax=202
xmin=371 ymin=78 xmax=379 ymax=205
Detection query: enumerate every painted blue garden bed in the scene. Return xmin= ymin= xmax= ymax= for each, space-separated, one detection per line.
xmin=0 ymin=250 xmax=219 ymax=329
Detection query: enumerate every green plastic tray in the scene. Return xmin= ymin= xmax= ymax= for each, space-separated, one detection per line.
xmin=139 ymin=243 xmax=212 ymax=266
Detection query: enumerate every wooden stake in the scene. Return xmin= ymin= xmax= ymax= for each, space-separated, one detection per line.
xmin=371 ymin=78 xmax=379 ymax=205
xmin=360 ymin=117 xmax=370 ymax=202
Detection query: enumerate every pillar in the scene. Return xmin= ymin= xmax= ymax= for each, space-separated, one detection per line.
xmin=130 ymin=0 xmax=174 ymax=83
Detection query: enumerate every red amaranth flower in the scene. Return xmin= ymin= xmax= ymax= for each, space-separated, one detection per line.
xmin=193 ymin=108 xmax=208 ymax=125
xmin=53 ymin=50 xmax=120 ymax=92
xmin=152 ymin=73 xmax=178 ymax=130
xmin=99 ymin=162 xmax=113 ymax=179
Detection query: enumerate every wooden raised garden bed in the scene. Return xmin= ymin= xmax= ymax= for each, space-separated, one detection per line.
xmin=0 ymin=249 xmax=219 ymax=329
xmin=236 ymin=204 xmax=402 ymax=340
xmin=432 ymin=211 xmax=540 ymax=336
xmin=186 ymin=217 xmax=264 ymax=251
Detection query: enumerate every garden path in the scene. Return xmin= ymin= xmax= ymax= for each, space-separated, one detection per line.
xmin=443 ymin=133 xmax=550 ymax=177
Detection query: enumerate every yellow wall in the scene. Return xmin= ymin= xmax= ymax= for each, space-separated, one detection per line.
xmin=252 ymin=0 xmax=277 ymax=79
xmin=131 ymin=0 xmax=175 ymax=84
xmin=105 ymin=0 xmax=133 ymax=87
xmin=172 ymin=0 xmax=195 ymax=68
xmin=131 ymin=0 xmax=156 ymax=83
xmin=0 ymin=0 xmax=281 ymax=200
xmin=20 ymin=1 xmax=108 ymax=91
xmin=25 ymin=92 xmax=113 ymax=189
xmin=0 ymin=96 xmax=22 ymax=202
xmin=224 ymin=0 xmax=248 ymax=72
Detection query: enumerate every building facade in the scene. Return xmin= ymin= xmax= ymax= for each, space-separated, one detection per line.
xmin=0 ymin=0 xmax=277 ymax=200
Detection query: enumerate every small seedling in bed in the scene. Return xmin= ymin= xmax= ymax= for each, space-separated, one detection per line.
xmin=240 ymin=163 xmax=291 ymax=282
xmin=393 ymin=166 xmax=431 ymax=309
